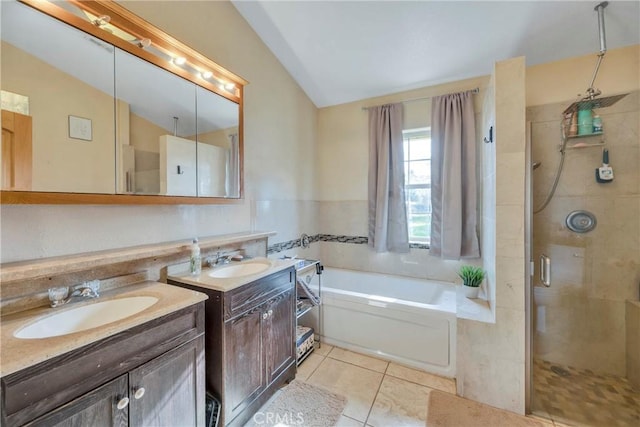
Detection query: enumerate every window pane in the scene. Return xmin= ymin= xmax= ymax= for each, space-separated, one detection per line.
xmin=409 ymin=137 xmax=431 ymax=160
xmin=406 ymin=188 xmax=430 ymax=214
xmin=406 ymin=188 xmax=431 ymax=243
xmin=409 ymin=160 xmax=430 ymax=185
xmin=408 ymin=211 xmax=431 ymax=241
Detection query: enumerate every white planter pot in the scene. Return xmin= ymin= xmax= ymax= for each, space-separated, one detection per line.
xmin=462 ymin=285 xmax=480 ymax=299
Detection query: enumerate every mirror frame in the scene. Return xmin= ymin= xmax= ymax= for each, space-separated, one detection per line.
xmin=1 ymin=0 xmax=247 ymax=205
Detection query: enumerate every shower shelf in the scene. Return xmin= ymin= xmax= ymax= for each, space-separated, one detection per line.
xmin=568 ymin=131 xmax=603 ymax=139
xmin=561 ymin=130 xmax=605 ymax=150
xmin=564 ymin=139 xmax=605 ymax=150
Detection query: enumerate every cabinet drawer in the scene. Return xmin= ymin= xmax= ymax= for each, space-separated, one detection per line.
xmin=1 ymin=302 xmax=204 ymax=427
xmin=223 ymin=268 xmax=294 ymax=321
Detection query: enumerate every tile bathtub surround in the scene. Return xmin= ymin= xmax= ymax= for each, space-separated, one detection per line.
xmin=267 ymin=234 xmax=430 ymax=255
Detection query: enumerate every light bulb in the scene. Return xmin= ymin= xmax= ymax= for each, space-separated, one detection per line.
xmin=225 ymin=82 xmax=236 ymax=91
xmin=201 ymin=71 xmax=213 ymax=79
xmin=93 ymin=15 xmax=111 ymax=27
xmin=173 ymin=56 xmax=186 ymax=65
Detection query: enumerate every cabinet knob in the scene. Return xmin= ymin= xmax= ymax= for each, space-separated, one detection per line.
xmin=116 ymin=397 xmax=130 ymax=410
xmin=134 ymin=387 xmax=146 ymax=400
xmin=262 ymin=312 xmax=268 ymax=320
xmin=268 ymin=309 xmax=273 ymax=317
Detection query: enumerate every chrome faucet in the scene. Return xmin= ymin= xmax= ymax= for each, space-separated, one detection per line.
xmin=48 ymin=280 xmax=100 ymax=308
xmin=205 ymin=249 xmax=247 ymax=268
xmin=206 ymin=252 xmax=231 ymax=268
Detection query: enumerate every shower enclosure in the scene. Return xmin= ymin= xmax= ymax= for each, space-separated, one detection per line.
xmin=527 ymin=90 xmax=639 ymax=426
xmin=526 ymin=3 xmax=639 ymax=425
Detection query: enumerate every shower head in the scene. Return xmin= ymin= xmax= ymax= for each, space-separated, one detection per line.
xmin=563 ymin=93 xmax=629 ymax=115
xmin=562 ymin=2 xmax=629 ymax=115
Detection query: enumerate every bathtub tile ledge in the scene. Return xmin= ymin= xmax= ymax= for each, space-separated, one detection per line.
xmin=456 ymin=287 xmax=494 ymax=323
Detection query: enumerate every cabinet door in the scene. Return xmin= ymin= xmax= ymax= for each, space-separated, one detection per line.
xmin=25 ymin=375 xmax=128 ymax=427
xmin=128 ymin=337 xmax=205 ymax=427
xmin=224 ymin=308 xmax=264 ymax=422
xmin=264 ymin=289 xmax=296 ymax=385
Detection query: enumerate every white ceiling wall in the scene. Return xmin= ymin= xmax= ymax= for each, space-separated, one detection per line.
xmin=232 ymin=0 xmax=640 ymax=107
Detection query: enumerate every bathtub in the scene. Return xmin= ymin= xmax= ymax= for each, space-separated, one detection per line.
xmin=320 ymin=267 xmax=457 ymax=377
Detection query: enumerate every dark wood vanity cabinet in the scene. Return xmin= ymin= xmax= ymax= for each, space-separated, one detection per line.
xmin=169 ymin=267 xmax=296 ymax=427
xmin=1 ymin=303 xmax=205 ymax=427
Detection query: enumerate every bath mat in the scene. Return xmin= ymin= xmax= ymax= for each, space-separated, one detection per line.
xmin=426 ymin=390 xmax=546 ymax=427
xmin=244 ymin=380 xmax=347 ymax=427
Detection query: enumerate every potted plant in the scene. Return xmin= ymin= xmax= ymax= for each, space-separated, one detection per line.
xmin=458 ymin=265 xmax=485 ymax=299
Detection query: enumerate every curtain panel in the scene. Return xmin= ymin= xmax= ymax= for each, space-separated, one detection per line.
xmin=367 ymin=103 xmax=409 ymax=253
xmin=430 ymin=91 xmax=480 ymax=259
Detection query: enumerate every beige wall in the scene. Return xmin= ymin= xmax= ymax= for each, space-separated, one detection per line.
xmin=1 ymin=0 xmax=318 ymax=262
xmin=526 ymin=45 xmax=640 ymax=107
xmin=316 ymin=76 xmax=488 ymax=283
xmin=1 ymin=41 xmax=115 ymax=194
xmin=457 ymin=57 xmax=528 ymax=413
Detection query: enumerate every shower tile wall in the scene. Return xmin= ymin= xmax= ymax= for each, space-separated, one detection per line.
xmin=528 ymin=90 xmax=640 ymax=376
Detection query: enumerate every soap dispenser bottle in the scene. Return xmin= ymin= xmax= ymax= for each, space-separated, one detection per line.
xmin=190 ymin=238 xmax=201 ymax=276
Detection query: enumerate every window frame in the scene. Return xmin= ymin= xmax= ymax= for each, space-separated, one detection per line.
xmin=403 ymin=127 xmax=431 ymax=245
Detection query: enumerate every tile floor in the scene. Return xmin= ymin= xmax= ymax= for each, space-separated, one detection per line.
xmin=532 ymin=358 xmax=640 ymax=427
xmin=295 ymin=344 xmax=565 ymax=427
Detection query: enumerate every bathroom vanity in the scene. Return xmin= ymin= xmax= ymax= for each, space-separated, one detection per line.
xmin=168 ymin=261 xmax=297 ymax=427
xmin=0 ymin=283 xmax=207 ymax=427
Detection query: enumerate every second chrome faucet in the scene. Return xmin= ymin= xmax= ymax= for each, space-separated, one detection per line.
xmin=48 ymin=280 xmax=100 ymax=308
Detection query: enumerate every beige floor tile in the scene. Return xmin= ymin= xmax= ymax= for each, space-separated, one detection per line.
xmin=307 ymin=357 xmax=383 ymax=422
xmin=328 ymin=347 xmax=389 ymax=373
xmin=386 ymin=363 xmax=456 ymax=393
xmin=314 ymin=343 xmax=334 ymax=356
xmin=367 ymin=376 xmax=431 ymax=427
xmin=295 ymin=352 xmax=325 ymax=381
xmin=526 ymin=414 xmax=554 ymax=426
xmin=336 ymin=415 xmax=364 ymax=426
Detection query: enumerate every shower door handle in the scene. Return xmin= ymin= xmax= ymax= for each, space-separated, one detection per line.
xmin=540 ymin=254 xmax=551 ymax=287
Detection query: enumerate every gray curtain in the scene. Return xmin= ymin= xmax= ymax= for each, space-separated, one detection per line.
xmin=430 ymin=91 xmax=480 ymax=259
xmin=368 ymin=103 xmax=409 ymax=253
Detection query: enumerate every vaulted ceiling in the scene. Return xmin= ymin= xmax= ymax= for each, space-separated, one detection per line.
xmin=232 ymin=1 xmax=640 ymax=107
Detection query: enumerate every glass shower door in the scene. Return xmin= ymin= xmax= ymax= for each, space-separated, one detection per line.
xmin=528 ymin=93 xmax=640 ymax=426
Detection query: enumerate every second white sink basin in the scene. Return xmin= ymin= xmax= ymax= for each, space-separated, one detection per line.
xmin=208 ymin=260 xmax=271 ymax=279
xmin=14 ymin=296 xmax=159 ymax=339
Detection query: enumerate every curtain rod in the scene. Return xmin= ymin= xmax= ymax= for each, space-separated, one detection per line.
xmin=361 ymin=87 xmax=480 ymax=111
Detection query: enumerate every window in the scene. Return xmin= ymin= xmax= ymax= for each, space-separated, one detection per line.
xmin=403 ymin=128 xmax=431 ymax=244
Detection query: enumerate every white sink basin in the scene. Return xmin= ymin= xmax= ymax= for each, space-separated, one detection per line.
xmin=14 ymin=296 xmax=159 ymax=339
xmin=208 ymin=260 xmax=271 ymax=279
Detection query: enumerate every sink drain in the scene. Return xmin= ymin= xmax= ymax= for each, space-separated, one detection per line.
xmin=550 ymin=366 xmax=571 ymax=377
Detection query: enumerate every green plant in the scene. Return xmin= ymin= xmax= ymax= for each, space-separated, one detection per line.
xmin=457 ymin=265 xmax=485 ymax=288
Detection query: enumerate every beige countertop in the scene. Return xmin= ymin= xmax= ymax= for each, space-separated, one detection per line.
xmin=0 ymin=282 xmax=207 ymax=378
xmin=168 ymin=257 xmax=298 ymax=292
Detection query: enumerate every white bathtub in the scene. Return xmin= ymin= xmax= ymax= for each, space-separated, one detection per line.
xmin=320 ymin=267 xmax=457 ymax=377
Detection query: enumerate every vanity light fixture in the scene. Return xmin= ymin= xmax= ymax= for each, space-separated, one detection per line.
xmin=93 ymin=14 xmax=111 ymax=27
xmin=201 ymin=71 xmax=213 ymax=79
xmin=224 ymin=82 xmax=236 ymax=91
xmin=173 ymin=56 xmax=187 ymax=65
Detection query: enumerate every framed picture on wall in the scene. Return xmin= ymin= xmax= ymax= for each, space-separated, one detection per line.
xmin=68 ymin=115 xmax=92 ymax=141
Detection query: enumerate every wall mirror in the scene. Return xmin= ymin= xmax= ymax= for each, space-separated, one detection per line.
xmin=1 ymin=0 xmax=246 ymax=204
